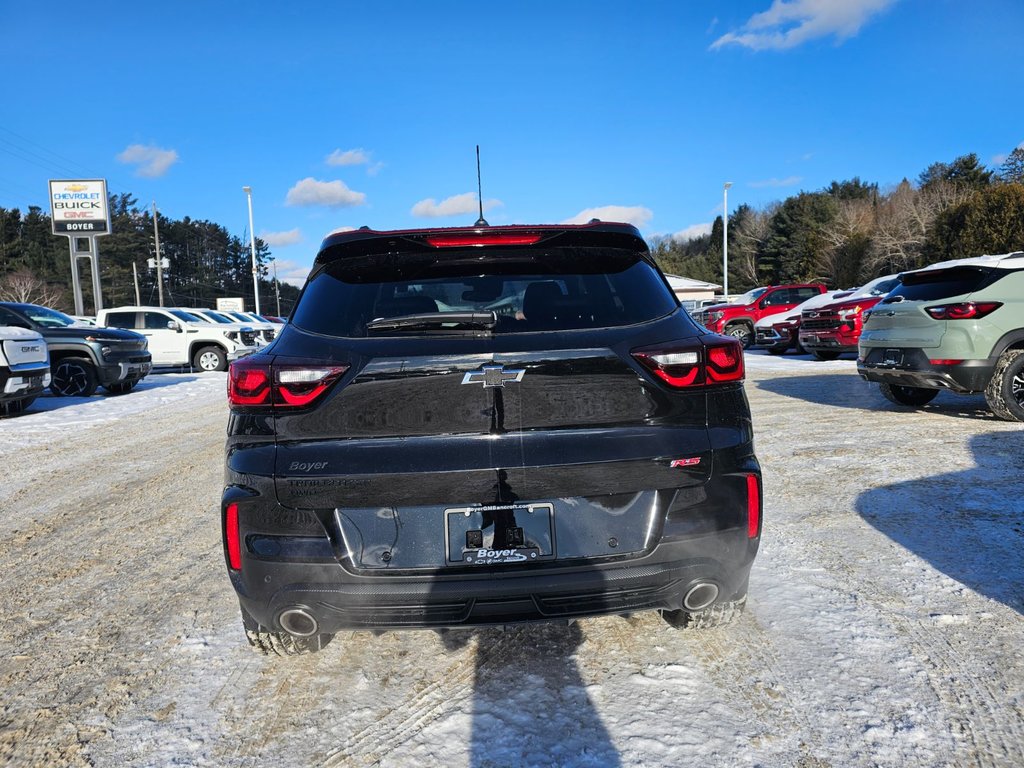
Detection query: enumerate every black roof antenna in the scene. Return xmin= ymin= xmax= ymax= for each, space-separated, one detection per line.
xmin=474 ymin=144 xmax=489 ymax=227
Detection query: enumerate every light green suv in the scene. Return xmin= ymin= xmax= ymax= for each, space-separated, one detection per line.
xmin=857 ymin=252 xmax=1024 ymax=422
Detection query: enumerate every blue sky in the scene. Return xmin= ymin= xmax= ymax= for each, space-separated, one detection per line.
xmin=2 ymin=0 xmax=1022 ymax=285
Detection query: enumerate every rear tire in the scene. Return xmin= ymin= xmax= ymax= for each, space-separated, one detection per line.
xmin=811 ymin=350 xmax=841 ymax=361
xmin=879 ymin=382 xmax=939 ymax=407
xmin=193 ymin=346 xmax=227 ymax=372
xmin=240 ymin=606 xmax=334 ymax=657
xmin=50 ymin=357 xmax=98 ymax=397
xmin=984 ymin=349 xmax=1024 ymax=422
xmin=662 ymin=596 xmax=747 ymax=629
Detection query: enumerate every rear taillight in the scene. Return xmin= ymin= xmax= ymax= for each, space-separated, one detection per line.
xmin=746 ymin=474 xmax=761 ymax=538
xmin=632 ymin=339 xmax=744 ymax=388
xmin=227 ymin=359 xmax=348 ymax=409
xmin=924 ymin=301 xmax=1003 ymax=320
xmin=225 ymin=503 xmax=241 ymax=570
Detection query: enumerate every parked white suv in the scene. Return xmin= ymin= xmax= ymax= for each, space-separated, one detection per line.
xmin=97 ymin=306 xmax=259 ymax=371
xmin=1 ymin=325 xmax=51 ymax=415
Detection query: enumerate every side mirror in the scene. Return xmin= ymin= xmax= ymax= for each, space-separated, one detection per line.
xmin=167 ymin=320 xmax=182 ymax=332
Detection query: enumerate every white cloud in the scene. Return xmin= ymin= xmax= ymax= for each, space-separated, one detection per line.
xmin=672 ymin=223 xmax=714 ymax=242
xmin=116 ymin=144 xmax=179 ymax=177
xmin=992 ymin=140 xmax=1024 ymax=166
xmin=711 ymin=0 xmax=897 ymax=51
xmin=561 ymin=206 xmax=654 ymax=228
xmin=411 ymin=192 xmax=502 ymax=218
xmin=285 ymin=177 xmax=366 ymax=208
xmin=749 ymin=175 xmax=803 ymax=188
xmin=326 ymin=148 xmax=371 ymax=166
xmin=326 ymin=226 xmax=357 ymax=236
xmin=259 ymin=228 xmax=302 ymax=247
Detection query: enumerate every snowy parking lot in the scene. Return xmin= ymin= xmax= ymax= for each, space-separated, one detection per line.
xmin=1 ymin=355 xmax=1021 ymax=767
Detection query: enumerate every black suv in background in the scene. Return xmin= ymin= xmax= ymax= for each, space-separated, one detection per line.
xmin=0 ymin=302 xmax=152 ymax=397
xmin=222 ymin=223 xmax=762 ymax=655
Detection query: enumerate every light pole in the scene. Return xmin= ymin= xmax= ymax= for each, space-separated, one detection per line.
xmin=723 ymin=181 xmax=733 ymax=299
xmin=243 ymin=186 xmax=261 ymax=315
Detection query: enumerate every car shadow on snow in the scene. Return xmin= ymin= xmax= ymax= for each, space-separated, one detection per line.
xmin=855 ymin=431 xmax=1024 ymax=615
xmin=753 ymin=373 xmax=999 ymax=421
xmin=440 ymin=622 xmax=621 ymax=767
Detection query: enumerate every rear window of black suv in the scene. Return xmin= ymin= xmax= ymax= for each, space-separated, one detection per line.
xmin=291 ymin=247 xmax=678 ymax=337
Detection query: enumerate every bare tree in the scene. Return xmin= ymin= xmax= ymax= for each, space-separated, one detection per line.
xmin=867 ymin=180 xmax=974 ymax=274
xmin=0 ymin=269 xmax=65 ymax=307
xmin=816 ymin=198 xmax=875 ymax=284
xmin=733 ymin=204 xmax=775 ymax=286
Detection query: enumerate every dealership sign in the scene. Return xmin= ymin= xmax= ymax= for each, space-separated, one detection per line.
xmin=48 ymin=179 xmax=110 ymax=235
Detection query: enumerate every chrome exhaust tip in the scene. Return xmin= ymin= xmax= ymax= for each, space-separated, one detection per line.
xmin=683 ymin=582 xmax=720 ymax=612
xmin=278 ymin=607 xmax=319 ymax=637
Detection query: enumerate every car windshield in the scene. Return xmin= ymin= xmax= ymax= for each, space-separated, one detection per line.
xmin=846 ymin=276 xmax=900 ymax=300
xmin=22 ymin=305 xmax=76 ymax=328
xmin=202 ymin=312 xmax=234 ymax=323
xmin=731 ymin=287 xmax=768 ymax=305
xmin=170 ymin=310 xmax=205 ymax=323
xmin=292 ymin=246 xmax=678 ymax=337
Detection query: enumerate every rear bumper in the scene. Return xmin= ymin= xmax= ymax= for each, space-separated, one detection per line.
xmin=231 ymin=529 xmax=757 ymax=632
xmin=857 ymin=353 xmax=995 ymax=393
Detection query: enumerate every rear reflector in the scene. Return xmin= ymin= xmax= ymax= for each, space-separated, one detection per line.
xmin=228 ymin=359 xmax=348 ymax=409
xmin=746 ymin=475 xmax=760 ymax=538
xmin=225 ymin=503 xmax=241 ymax=570
xmin=632 ymin=338 xmax=744 ymax=388
xmin=425 ymin=233 xmax=543 ymax=248
xmin=928 ymin=359 xmax=963 ymax=366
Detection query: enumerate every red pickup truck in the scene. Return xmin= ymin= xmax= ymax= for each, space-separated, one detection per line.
xmin=799 ymin=275 xmax=901 ymax=360
xmin=694 ymin=284 xmax=828 ymax=348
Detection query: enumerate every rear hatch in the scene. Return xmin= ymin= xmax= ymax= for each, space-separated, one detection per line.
xmin=860 ymin=265 xmax=998 ymax=351
xmin=238 ymin=226 xmax=743 ymax=569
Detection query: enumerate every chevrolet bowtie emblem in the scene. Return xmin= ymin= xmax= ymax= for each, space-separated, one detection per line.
xmin=461 ymin=365 xmax=526 ymax=388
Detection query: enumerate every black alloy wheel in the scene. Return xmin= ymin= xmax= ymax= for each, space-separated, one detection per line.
xmin=50 ymin=357 xmax=99 ymax=397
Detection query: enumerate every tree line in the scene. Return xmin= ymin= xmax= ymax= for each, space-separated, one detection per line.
xmin=651 ymin=148 xmax=1024 ymax=293
xmin=0 ymin=192 xmax=300 ymax=315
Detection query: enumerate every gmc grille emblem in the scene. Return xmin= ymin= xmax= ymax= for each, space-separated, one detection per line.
xmin=461 ymin=365 xmax=526 ymax=388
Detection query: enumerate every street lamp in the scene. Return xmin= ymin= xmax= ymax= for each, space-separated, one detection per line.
xmin=723 ymin=181 xmax=733 ymax=299
xmin=243 ymin=186 xmax=261 ymax=315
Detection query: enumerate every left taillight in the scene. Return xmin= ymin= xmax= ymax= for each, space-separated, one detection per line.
xmin=631 ymin=338 xmax=745 ymax=388
xmin=227 ymin=358 xmax=348 ymax=409
xmin=925 ymin=301 xmax=1003 ymax=320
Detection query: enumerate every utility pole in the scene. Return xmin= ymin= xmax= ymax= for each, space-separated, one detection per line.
xmin=272 ymin=258 xmax=281 ymax=316
xmin=132 ymin=261 xmax=141 ymax=305
xmin=243 ymin=186 xmax=261 ymax=314
xmin=152 ymin=201 xmax=164 ymax=307
xmin=723 ymin=182 xmax=733 ymax=299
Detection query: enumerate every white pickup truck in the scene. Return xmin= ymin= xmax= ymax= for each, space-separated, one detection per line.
xmin=96 ymin=306 xmax=258 ymax=371
xmin=0 ymin=325 xmax=51 ymax=415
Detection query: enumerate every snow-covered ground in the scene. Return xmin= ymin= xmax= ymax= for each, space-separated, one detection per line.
xmin=0 ymin=355 xmax=1021 ymax=767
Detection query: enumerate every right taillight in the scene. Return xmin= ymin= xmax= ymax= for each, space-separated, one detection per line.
xmin=924 ymin=301 xmax=1003 ymax=320
xmin=227 ymin=358 xmax=348 ymax=409
xmin=746 ymin=474 xmax=761 ymax=538
xmin=632 ymin=338 xmax=745 ymax=388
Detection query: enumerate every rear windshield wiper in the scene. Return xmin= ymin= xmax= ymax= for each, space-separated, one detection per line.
xmin=366 ymin=311 xmax=497 ymax=332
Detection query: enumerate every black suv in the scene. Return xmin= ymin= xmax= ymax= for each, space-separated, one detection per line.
xmin=222 ymin=223 xmax=762 ymax=655
xmin=0 ymin=302 xmax=152 ymax=396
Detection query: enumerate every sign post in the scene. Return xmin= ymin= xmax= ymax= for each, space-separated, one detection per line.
xmin=48 ymin=179 xmax=111 ymax=315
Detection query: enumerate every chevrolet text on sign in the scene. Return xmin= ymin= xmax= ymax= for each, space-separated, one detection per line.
xmin=48 ymin=179 xmax=110 ymax=235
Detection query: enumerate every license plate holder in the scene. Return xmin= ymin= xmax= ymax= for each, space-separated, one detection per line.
xmin=445 ymin=503 xmax=554 ymax=564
